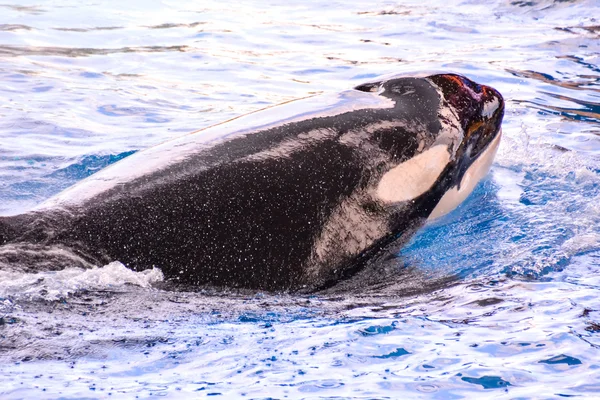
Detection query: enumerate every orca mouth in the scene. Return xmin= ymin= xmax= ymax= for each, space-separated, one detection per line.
xmin=464 ymin=83 xmax=504 ymax=161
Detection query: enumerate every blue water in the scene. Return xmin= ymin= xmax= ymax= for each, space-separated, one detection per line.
xmin=1 ymin=0 xmax=600 ymax=398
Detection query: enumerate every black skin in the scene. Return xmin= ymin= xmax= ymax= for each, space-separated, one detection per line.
xmin=0 ymin=74 xmax=504 ymax=292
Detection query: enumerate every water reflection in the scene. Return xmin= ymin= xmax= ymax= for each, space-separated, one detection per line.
xmin=1 ymin=0 xmax=600 ymax=397
xmin=531 ymin=91 xmax=600 ymax=123
xmin=0 ymin=4 xmax=46 ymax=14
xmin=508 ymin=68 xmax=600 ymax=92
xmin=0 ymin=44 xmax=190 ymax=57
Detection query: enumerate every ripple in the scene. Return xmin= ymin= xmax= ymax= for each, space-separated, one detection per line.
xmin=298 ymin=379 xmax=345 ymax=392
xmin=374 ymin=348 xmax=410 ymax=359
xmin=0 ymin=24 xmax=33 ymax=31
xmin=522 ymin=94 xmax=600 ymax=124
xmin=53 ymin=26 xmax=123 ymax=32
xmin=146 ymin=22 xmax=206 ymax=29
xmin=357 ymin=324 xmax=396 ymax=336
xmin=415 ymin=383 xmax=439 ymax=393
xmin=0 ymin=4 xmax=46 ymax=14
xmin=0 ymin=45 xmax=190 ymax=57
xmin=507 ymin=68 xmax=600 ymax=92
xmin=1 ymin=0 xmax=600 ymax=398
xmin=461 ymin=375 xmax=512 ymax=389
xmin=539 ymin=354 xmax=583 ymax=366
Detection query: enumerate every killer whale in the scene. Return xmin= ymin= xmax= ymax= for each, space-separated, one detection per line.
xmin=0 ymin=73 xmax=504 ymax=291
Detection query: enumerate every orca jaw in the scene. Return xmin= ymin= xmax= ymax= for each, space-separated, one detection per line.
xmin=426 ymin=74 xmax=505 ymax=220
xmin=428 ymin=128 xmax=502 ymax=220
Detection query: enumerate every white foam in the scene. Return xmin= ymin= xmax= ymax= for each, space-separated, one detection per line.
xmin=487 ymin=124 xmax=600 ymax=276
xmin=492 ymin=166 xmax=524 ymax=206
xmin=561 ymin=233 xmax=600 ymax=257
xmin=0 ymin=262 xmax=163 ymax=301
xmin=495 ymin=124 xmax=596 ymax=180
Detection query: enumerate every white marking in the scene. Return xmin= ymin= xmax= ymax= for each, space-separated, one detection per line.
xmin=428 ymin=129 xmax=502 ymax=220
xmin=376 ymin=145 xmax=450 ymax=203
xmin=308 ymin=197 xmax=388 ymax=279
xmin=482 ymin=97 xmax=499 ymax=119
xmin=243 ymin=128 xmax=337 ymax=162
xmin=339 ymin=120 xmax=413 ymax=147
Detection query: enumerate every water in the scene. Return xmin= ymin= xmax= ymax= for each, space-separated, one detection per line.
xmin=1 ymin=0 xmax=600 ymax=398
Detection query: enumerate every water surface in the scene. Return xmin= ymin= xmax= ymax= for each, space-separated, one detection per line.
xmin=1 ymin=0 xmax=600 ymax=398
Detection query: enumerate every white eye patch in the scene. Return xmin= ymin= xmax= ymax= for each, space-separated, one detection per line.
xmin=377 ymin=145 xmax=450 ymax=203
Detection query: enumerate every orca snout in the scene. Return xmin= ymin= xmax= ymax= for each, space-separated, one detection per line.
xmin=427 ymin=74 xmax=504 ymax=157
xmin=470 ymin=83 xmax=504 ymax=159
xmin=426 ymin=75 xmax=505 ymax=220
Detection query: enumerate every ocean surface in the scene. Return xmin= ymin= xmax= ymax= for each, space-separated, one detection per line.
xmin=1 ymin=0 xmax=600 ymax=398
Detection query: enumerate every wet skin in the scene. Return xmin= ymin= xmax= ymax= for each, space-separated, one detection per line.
xmin=0 ymin=74 xmax=504 ymax=291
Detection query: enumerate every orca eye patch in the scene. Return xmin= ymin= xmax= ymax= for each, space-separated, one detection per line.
xmin=376 ymin=145 xmax=450 ymax=203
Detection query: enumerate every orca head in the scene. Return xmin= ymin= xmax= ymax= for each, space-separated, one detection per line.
xmin=426 ymin=73 xmax=505 ymax=219
xmin=366 ymin=73 xmax=504 ymax=220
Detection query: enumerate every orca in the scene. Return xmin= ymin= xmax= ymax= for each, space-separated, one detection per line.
xmin=0 ymin=73 xmax=504 ymax=291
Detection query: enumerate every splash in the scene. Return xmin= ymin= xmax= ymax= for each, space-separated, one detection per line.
xmin=0 ymin=261 xmax=163 ymax=301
